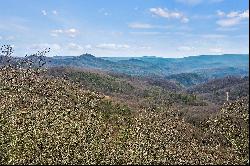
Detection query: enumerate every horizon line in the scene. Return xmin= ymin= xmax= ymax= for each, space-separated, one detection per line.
xmin=53 ymin=53 xmax=249 ymax=58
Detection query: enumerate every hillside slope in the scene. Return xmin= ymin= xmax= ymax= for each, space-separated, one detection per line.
xmin=165 ymin=73 xmax=208 ymax=87
xmin=46 ymin=67 xmax=206 ymax=109
xmin=0 ymin=66 xmax=248 ymax=164
xmin=187 ymin=76 xmax=249 ymax=104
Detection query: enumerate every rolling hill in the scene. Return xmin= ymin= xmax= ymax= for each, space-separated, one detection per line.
xmin=1 ymin=54 xmax=248 ymax=79
xmin=0 ymin=64 xmax=248 ymax=164
xmin=187 ymin=76 xmax=249 ymax=104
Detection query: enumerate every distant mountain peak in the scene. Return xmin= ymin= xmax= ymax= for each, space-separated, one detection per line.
xmin=142 ymin=56 xmax=156 ymax=58
xmin=79 ymin=53 xmax=95 ymax=58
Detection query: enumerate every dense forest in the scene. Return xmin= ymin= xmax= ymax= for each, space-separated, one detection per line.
xmin=0 ymin=45 xmax=249 ymax=164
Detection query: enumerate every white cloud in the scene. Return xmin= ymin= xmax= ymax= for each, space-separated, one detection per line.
xmin=65 ymin=28 xmax=78 ymax=37
xmin=128 ymin=23 xmax=153 ymax=29
xmin=53 ymin=29 xmax=64 ymax=33
xmin=98 ymin=8 xmax=110 ymax=16
xmin=104 ymin=12 xmax=109 ymax=16
xmin=67 ymin=43 xmax=84 ymax=52
xmin=96 ymin=43 xmax=130 ymax=50
xmin=139 ymin=46 xmax=152 ymax=50
xmin=128 ymin=22 xmax=171 ymax=29
xmin=223 ymin=10 xmax=249 ymax=19
xmin=42 ymin=9 xmax=59 ymax=16
xmin=201 ymin=34 xmax=227 ymax=39
xmin=150 ymin=8 xmax=180 ymax=18
xmin=239 ymin=9 xmax=249 ymax=18
xmin=216 ymin=10 xmax=225 ymax=17
xmin=181 ymin=17 xmax=189 ymax=23
xmin=51 ymin=28 xmax=79 ymax=38
xmin=50 ymin=29 xmax=63 ymax=37
xmin=30 ymin=43 xmax=61 ymax=51
xmin=209 ymin=48 xmax=223 ymax=53
xmin=5 ymin=36 xmax=15 ymax=41
xmin=52 ymin=10 xmax=58 ymax=15
xmin=0 ymin=35 xmax=15 ymax=41
xmin=227 ymin=11 xmax=239 ymax=18
xmin=177 ymin=46 xmax=195 ymax=51
xmin=129 ymin=31 xmax=163 ymax=35
xmin=216 ymin=27 xmax=238 ymax=31
xmin=118 ymin=44 xmax=130 ymax=49
xmin=50 ymin=30 xmax=62 ymax=37
xmin=216 ymin=9 xmax=249 ymax=27
xmin=85 ymin=44 xmax=92 ymax=49
xmin=110 ymin=31 xmax=123 ymax=37
xmin=51 ymin=44 xmax=61 ymax=51
xmin=216 ymin=18 xmax=241 ymax=27
xmin=96 ymin=43 xmax=115 ymax=49
xmin=149 ymin=8 xmax=189 ymax=23
xmin=41 ymin=10 xmax=47 ymax=16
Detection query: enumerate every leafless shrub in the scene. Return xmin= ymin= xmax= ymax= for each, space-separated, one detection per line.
xmin=0 ymin=44 xmax=248 ymax=165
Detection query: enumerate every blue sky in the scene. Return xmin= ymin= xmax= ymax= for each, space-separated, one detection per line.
xmin=0 ymin=0 xmax=249 ymax=57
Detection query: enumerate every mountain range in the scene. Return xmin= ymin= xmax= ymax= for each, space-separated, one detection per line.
xmin=46 ymin=54 xmax=249 ymax=86
xmin=49 ymin=54 xmax=249 ymax=77
xmin=0 ymin=53 xmax=249 ymax=87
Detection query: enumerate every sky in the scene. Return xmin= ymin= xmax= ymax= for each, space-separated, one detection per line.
xmin=0 ymin=0 xmax=249 ymax=57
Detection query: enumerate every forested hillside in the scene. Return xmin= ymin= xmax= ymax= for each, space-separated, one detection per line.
xmin=187 ymin=76 xmax=249 ymax=104
xmin=0 ymin=46 xmax=249 ymax=164
xmin=1 ymin=63 xmax=249 ymax=165
xmin=1 ymin=53 xmax=248 ymax=79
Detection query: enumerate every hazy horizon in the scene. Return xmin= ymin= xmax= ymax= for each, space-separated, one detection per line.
xmin=11 ymin=52 xmax=249 ymax=59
